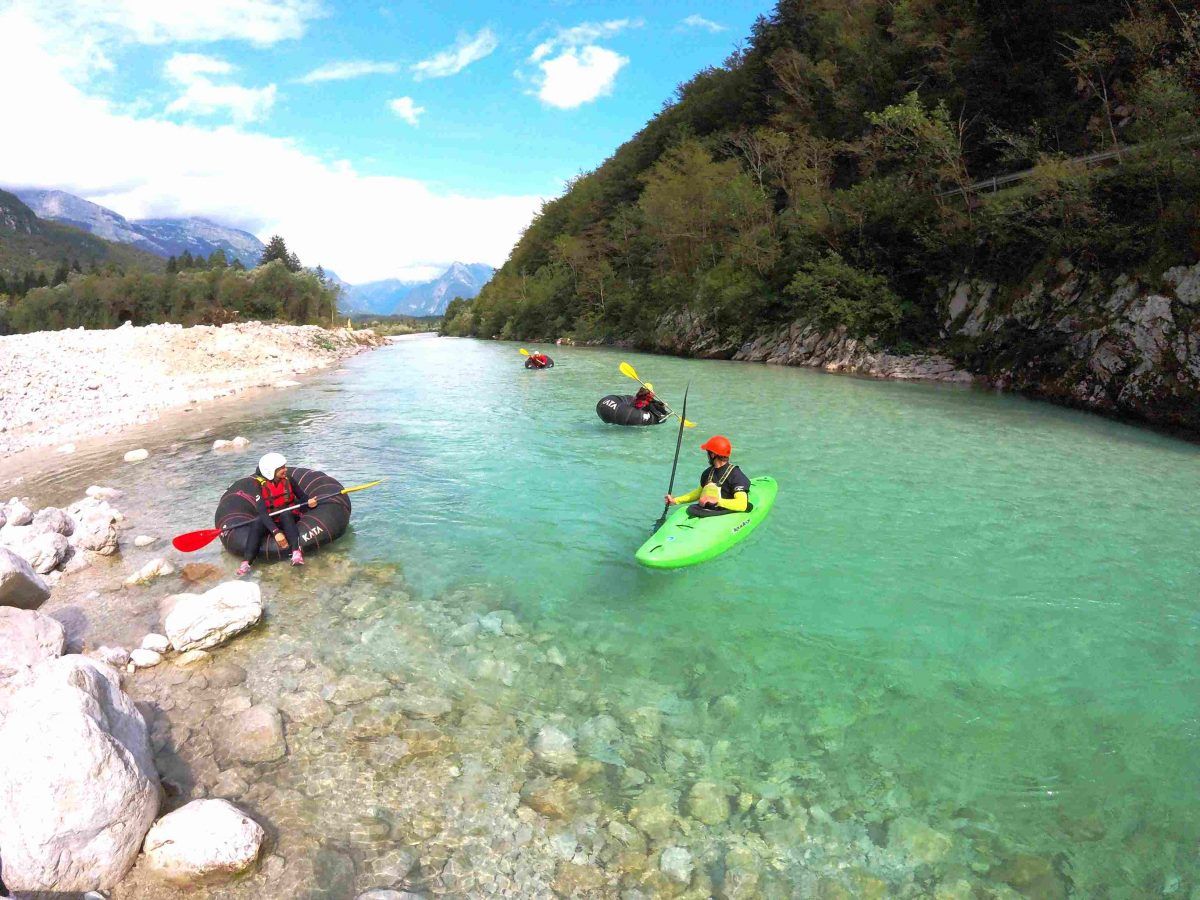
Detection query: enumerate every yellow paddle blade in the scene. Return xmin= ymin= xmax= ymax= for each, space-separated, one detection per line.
xmin=683 ymin=419 xmax=697 ymax=428
xmin=340 ymin=480 xmax=383 ymax=495
xmin=619 ymin=361 xmax=639 ymax=381
xmin=519 ymin=348 xmax=530 ymax=355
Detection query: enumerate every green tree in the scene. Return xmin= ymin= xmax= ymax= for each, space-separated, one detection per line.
xmin=259 ymin=235 xmax=291 ymax=267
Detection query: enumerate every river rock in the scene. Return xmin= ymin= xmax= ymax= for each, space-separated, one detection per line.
xmin=0 ymin=656 xmax=160 ymax=891
xmin=688 ymin=780 xmax=731 ymax=825
xmin=31 ymin=507 xmax=74 ymax=537
xmin=125 ymin=558 xmax=176 ymax=586
xmin=134 ymin=535 xmax=157 ymax=547
xmin=279 ymin=690 xmax=334 ymax=727
xmin=2 ymin=528 xmax=71 ymax=574
xmin=5 ymin=498 xmax=34 ymax=526
xmin=0 ymin=547 xmax=51 ymax=609
xmin=89 ymin=648 xmax=130 ymax=671
xmin=212 ymin=437 xmax=251 ymax=452
xmin=328 ymin=673 xmax=391 ymax=706
xmin=124 ymin=448 xmax=149 ymax=462
xmin=174 ymin=649 xmax=211 ymax=668
xmin=888 ymin=817 xmax=953 ymax=864
xmin=130 ymin=648 xmax=163 ymax=668
xmin=396 ymin=689 xmax=452 ymax=719
xmin=165 ymin=581 xmax=263 ymax=652
xmin=181 ymin=562 xmax=222 ymax=584
xmin=217 ymin=704 xmax=286 ymax=764
xmin=85 ymin=486 xmax=122 ymax=500
xmin=532 ymin=725 xmax=577 ymax=773
xmin=142 ymin=799 xmax=264 ymax=885
xmin=660 ymin=846 xmax=693 ymax=885
xmin=70 ymin=500 xmax=121 ymax=556
xmin=519 ymin=776 xmax=578 ymax=819
xmin=141 ymin=633 xmax=170 ymax=653
xmin=0 ymin=607 xmax=65 ymax=699
xmin=343 ymin=593 xmax=389 ymax=619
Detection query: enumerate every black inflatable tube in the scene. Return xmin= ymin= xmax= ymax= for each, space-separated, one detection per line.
xmin=596 ymin=394 xmax=668 ymax=427
xmin=215 ymin=467 xmax=351 ymax=560
xmin=525 ymin=356 xmax=554 ymax=368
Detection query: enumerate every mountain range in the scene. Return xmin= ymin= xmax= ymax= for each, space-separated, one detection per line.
xmin=12 ymin=189 xmax=265 ymax=268
xmin=6 ymin=187 xmax=494 ymax=314
xmin=340 ymin=262 xmax=494 ymax=316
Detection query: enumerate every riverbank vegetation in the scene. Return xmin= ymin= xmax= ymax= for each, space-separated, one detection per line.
xmin=346 ymin=313 xmax=441 ymax=336
xmin=444 ymin=0 xmax=1200 ymax=347
xmin=0 ymin=232 xmax=338 ymax=334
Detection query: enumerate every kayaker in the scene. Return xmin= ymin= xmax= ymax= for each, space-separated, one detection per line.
xmin=236 ymin=452 xmax=318 ymax=576
xmin=633 ymin=384 xmax=670 ymax=421
xmin=527 ymin=351 xmax=553 ymax=369
xmin=665 ymin=435 xmax=751 ymax=513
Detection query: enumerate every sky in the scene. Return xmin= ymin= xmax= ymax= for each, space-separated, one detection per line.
xmin=0 ymin=0 xmax=767 ymax=283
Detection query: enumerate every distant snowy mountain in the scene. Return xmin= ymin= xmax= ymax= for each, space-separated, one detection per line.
xmin=10 ymin=188 xmax=265 ymax=267
xmin=341 ymin=262 xmax=494 ymax=316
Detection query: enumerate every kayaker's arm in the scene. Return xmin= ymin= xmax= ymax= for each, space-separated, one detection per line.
xmin=715 ymin=491 xmax=748 ymax=512
xmin=671 ymin=486 xmax=702 ymax=504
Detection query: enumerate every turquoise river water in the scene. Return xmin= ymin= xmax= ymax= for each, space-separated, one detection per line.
xmin=10 ymin=335 xmax=1200 ymax=898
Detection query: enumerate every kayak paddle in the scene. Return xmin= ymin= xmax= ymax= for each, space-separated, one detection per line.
xmin=171 ymin=480 xmax=383 ymax=552
xmin=654 ymin=382 xmax=690 ymax=533
xmin=619 ymin=362 xmax=696 ymax=427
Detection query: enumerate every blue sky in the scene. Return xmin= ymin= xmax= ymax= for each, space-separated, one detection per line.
xmin=0 ymin=0 xmax=767 ymax=282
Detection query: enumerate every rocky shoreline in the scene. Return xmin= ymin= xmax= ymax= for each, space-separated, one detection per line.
xmin=0 ymin=321 xmax=385 ymax=458
xmin=0 ymin=474 xmax=1080 ymax=899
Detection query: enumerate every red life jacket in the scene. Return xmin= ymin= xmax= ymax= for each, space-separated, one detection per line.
xmin=633 ymin=391 xmax=654 ymax=409
xmin=257 ymin=477 xmax=295 ymax=513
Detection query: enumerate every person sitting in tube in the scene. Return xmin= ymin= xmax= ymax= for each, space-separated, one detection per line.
xmin=236 ymin=453 xmax=318 ymax=576
xmin=527 ymin=351 xmax=553 ymax=368
xmin=632 ymin=383 xmax=670 ymax=421
xmin=664 ymin=435 xmax=751 ymax=514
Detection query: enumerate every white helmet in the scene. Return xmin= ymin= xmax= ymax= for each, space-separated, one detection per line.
xmin=258 ymin=452 xmax=287 ymax=479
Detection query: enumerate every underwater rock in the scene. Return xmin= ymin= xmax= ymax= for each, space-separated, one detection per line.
xmin=279 ymin=690 xmax=334 ymax=727
xmin=519 ymin=776 xmax=578 ymax=819
xmin=659 ymin=846 xmax=693 ymax=885
xmin=989 ymin=853 xmax=1068 ymax=899
xmin=532 ymin=725 xmax=577 ymax=773
xmin=130 ymin=648 xmax=163 ymax=668
xmin=395 ymin=689 xmax=452 ymax=719
xmin=142 ymin=799 xmax=265 ymax=885
xmin=173 ymin=649 xmax=211 ymax=668
xmin=85 ymin=486 xmax=122 ymax=500
xmin=125 ymin=558 xmax=176 ymax=586
xmin=343 ymin=593 xmax=390 ymax=619
xmin=180 ymin=562 xmax=222 ymax=584
xmin=687 ymin=780 xmax=732 ymax=826
xmin=888 ymin=817 xmax=954 ymax=864
xmin=134 ymin=535 xmax=157 ymax=547
xmin=328 ymin=673 xmax=391 ymax=706
xmin=217 ymin=704 xmax=286 ymax=764
xmin=124 ymin=448 xmax=149 ymax=462
xmin=629 ymin=787 xmax=678 ymax=842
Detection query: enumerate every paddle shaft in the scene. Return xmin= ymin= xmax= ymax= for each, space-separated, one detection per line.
xmin=655 ymin=383 xmax=689 ymax=531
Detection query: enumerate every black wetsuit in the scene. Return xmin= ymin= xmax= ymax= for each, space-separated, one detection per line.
xmin=242 ymin=479 xmax=310 ymax=562
xmin=700 ymin=464 xmax=751 ymax=499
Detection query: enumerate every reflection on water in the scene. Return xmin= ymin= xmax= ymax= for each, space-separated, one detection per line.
xmin=9 ymin=336 xmax=1199 ymax=898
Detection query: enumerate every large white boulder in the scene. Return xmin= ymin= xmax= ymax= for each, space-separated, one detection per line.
xmin=165 ymin=581 xmax=263 ymax=652
xmin=4 ymin=498 xmax=34 ymax=527
xmin=30 ymin=507 xmax=74 ymax=537
xmin=142 ymin=799 xmax=264 ymax=884
xmin=0 ymin=608 xmax=65 ymax=719
xmin=68 ymin=498 xmax=121 ymax=556
xmin=0 ymin=656 xmax=160 ymax=891
xmin=1 ymin=527 xmax=71 ymax=574
xmin=0 ymin=547 xmax=51 ymax=609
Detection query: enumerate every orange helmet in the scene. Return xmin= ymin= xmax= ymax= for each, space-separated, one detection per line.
xmin=700 ymin=435 xmax=732 ymax=456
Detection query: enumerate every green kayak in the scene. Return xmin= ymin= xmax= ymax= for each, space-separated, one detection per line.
xmin=635 ymin=476 xmax=778 ymax=569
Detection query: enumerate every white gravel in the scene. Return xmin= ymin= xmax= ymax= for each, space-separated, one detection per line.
xmin=0 ymin=322 xmax=383 ymax=457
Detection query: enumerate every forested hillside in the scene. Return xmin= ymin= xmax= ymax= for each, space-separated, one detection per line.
xmin=445 ymin=0 xmax=1199 ymax=356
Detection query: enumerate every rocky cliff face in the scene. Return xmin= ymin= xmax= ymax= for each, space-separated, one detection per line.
xmin=650 ymin=259 xmax=1200 ymax=436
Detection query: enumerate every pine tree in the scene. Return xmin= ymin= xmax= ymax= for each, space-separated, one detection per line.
xmin=315 ymin=264 xmax=326 ymax=282
xmin=166 ymin=256 xmax=178 ymax=274
xmin=231 ymin=259 xmax=246 ymax=271
xmin=0 ymin=273 xmax=7 ymax=295
xmin=70 ymin=259 xmax=81 ymax=273
xmin=35 ymin=272 xmax=48 ymax=288
xmin=259 ymin=235 xmax=290 ymax=267
xmin=285 ymin=251 xmax=302 ymax=273
xmin=208 ymin=249 xmax=228 ymax=269
xmin=52 ymin=259 xmax=70 ymax=286
xmin=180 ymin=250 xmax=195 ymax=269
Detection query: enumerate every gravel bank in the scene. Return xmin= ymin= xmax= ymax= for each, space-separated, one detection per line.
xmin=0 ymin=322 xmax=384 ymax=457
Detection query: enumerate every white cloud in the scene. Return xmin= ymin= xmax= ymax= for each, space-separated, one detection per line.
xmin=164 ymin=53 xmax=277 ymax=123
xmin=535 ymin=46 xmax=627 ymax=109
xmin=0 ymin=8 xmax=542 ymax=284
xmin=530 ymin=18 xmax=638 ymax=61
xmin=411 ymin=28 xmax=498 ymax=80
xmin=389 ymin=96 xmax=425 ymax=126
xmin=679 ymin=14 xmax=725 ymax=33
xmin=298 ymin=60 xmax=401 ymax=83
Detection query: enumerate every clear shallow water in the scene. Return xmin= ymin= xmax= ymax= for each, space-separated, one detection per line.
xmin=12 ymin=335 xmax=1200 ymax=896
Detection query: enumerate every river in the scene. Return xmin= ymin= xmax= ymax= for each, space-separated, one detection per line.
xmin=9 ymin=334 xmax=1198 ymax=898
